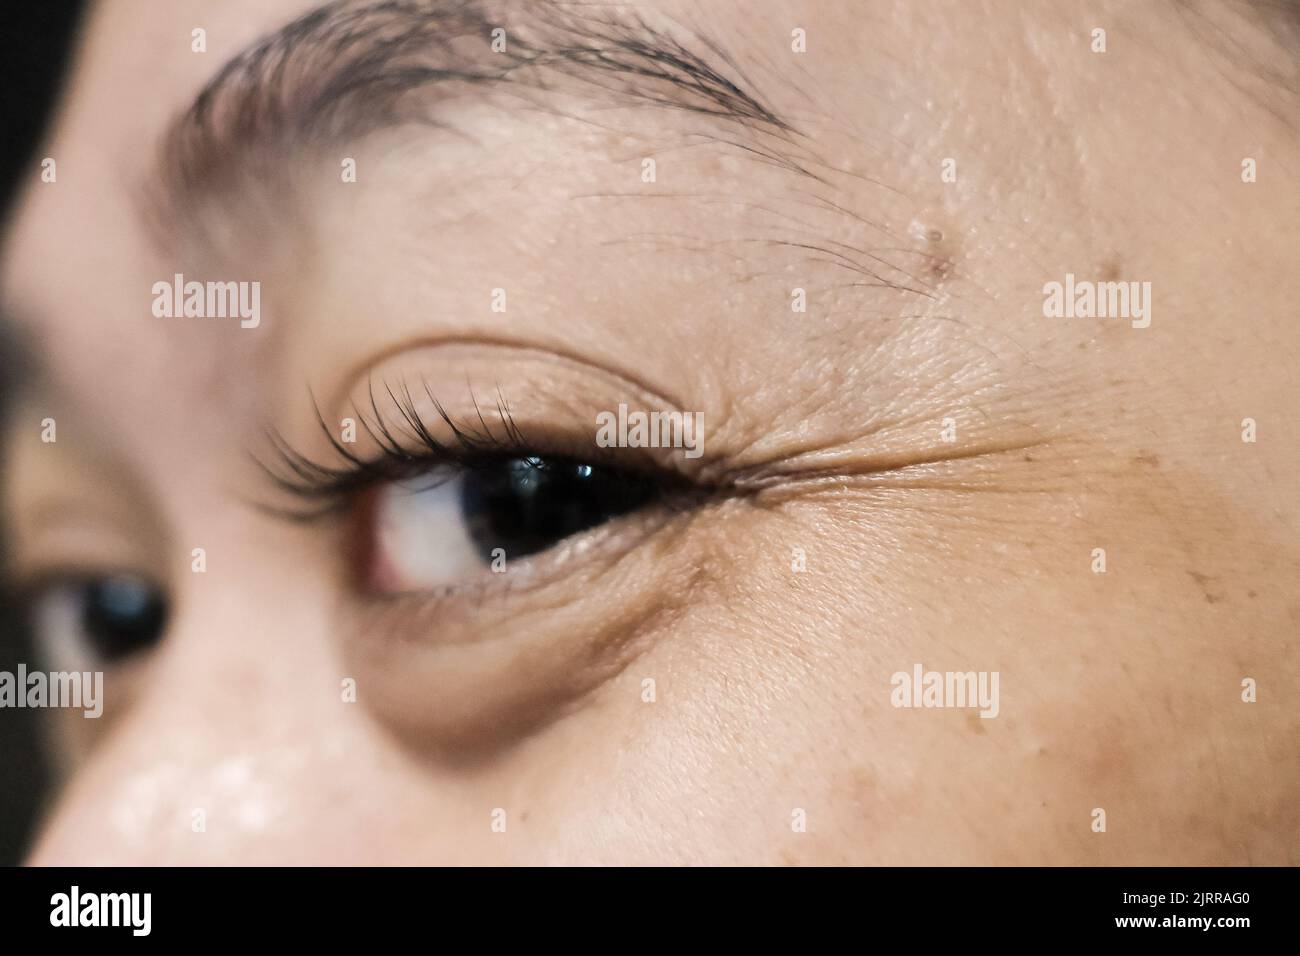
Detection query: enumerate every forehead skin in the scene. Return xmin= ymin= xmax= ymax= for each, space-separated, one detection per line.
xmin=2 ymin=0 xmax=1298 ymax=864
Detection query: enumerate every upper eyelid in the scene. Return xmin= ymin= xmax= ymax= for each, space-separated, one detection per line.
xmin=252 ymin=381 xmax=709 ymax=522
xmin=326 ymin=337 xmax=692 ymax=434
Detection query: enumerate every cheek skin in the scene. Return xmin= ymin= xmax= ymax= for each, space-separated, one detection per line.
xmin=489 ymin=430 xmax=1298 ymax=865
xmin=784 ymin=453 xmax=1297 ymax=865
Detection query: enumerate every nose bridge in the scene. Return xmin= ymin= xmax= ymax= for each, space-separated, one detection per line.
xmin=25 ymin=551 xmax=362 ymax=864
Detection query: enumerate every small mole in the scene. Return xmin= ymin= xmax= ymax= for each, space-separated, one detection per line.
xmin=1187 ymin=570 xmax=1223 ymax=604
xmin=1132 ymin=451 xmax=1161 ymax=467
xmin=921 ymin=226 xmax=956 ymax=283
xmin=1100 ymin=258 xmax=1123 ymax=282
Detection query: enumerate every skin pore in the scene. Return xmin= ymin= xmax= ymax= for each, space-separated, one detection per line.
xmin=1 ymin=0 xmax=1298 ymax=864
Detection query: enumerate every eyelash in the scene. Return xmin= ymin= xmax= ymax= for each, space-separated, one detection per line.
xmin=257 ymin=380 xmax=701 ymax=521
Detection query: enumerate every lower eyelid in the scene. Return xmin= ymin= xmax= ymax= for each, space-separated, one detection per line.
xmin=337 ymin=498 xmax=717 ymax=755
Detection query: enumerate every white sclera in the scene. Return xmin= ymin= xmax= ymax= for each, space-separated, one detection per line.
xmin=31 ymin=583 xmax=100 ymax=670
xmin=373 ymin=476 xmax=484 ymax=591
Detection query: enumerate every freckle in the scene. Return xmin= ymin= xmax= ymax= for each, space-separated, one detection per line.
xmin=966 ymin=711 xmax=986 ymax=734
xmin=1247 ymin=590 xmax=1258 ymax=599
xmin=1132 ymin=451 xmax=1160 ymax=467
xmin=1100 ymin=258 xmax=1122 ymax=282
xmin=1023 ymin=453 xmax=1035 ymax=462
xmin=849 ymin=765 xmax=875 ymax=795
xmin=1187 ymin=570 xmax=1223 ymax=604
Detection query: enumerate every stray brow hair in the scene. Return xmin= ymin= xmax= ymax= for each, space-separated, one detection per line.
xmin=152 ymin=0 xmax=798 ymax=232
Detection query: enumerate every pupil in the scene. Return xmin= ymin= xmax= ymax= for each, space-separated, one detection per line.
xmin=459 ymin=457 xmax=658 ymax=560
xmin=80 ymin=575 xmax=168 ymax=662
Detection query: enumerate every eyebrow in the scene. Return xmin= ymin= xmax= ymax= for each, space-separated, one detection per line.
xmin=151 ymin=0 xmax=799 ymax=237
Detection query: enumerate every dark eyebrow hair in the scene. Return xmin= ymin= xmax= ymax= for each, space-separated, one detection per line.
xmin=151 ymin=0 xmax=800 ymax=238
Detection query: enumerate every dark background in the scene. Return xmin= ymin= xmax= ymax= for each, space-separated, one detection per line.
xmin=0 ymin=0 xmax=87 ymax=866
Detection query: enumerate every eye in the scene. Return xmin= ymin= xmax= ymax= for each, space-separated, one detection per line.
xmin=369 ymin=455 xmax=661 ymax=592
xmin=23 ymin=574 xmax=169 ymax=667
